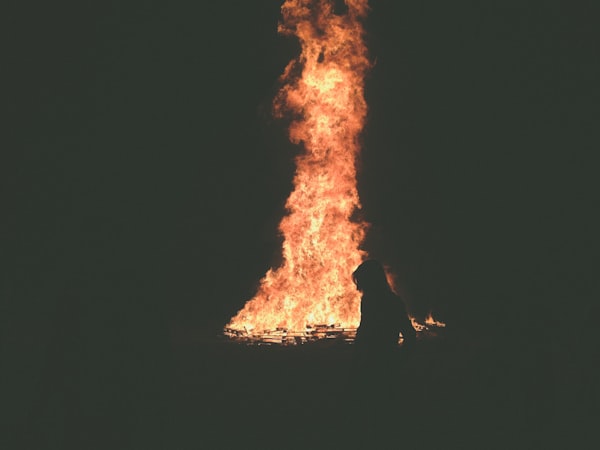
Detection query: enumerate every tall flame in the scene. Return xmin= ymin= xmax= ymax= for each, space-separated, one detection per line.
xmin=227 ymin=0 xmax=371 ymax=335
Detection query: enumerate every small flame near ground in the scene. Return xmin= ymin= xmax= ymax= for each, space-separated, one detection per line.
xmin=224 ymin=0 xmax=445 ymax=344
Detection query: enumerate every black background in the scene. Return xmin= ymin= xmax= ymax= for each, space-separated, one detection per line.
xmin=2 ymin=1 xmax=597 ymax=448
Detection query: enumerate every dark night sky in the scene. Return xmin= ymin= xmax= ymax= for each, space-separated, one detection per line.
xmin=1 ymin=0 xmax=597 ymax=442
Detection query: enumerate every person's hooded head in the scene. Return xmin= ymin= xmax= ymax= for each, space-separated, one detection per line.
xmin=352 ymin=259 xmax=391 ymax=294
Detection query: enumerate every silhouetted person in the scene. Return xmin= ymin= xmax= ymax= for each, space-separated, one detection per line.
xmin=350 ymin=260 xmax=417 ymax=444
xmin=352 ymin=259 xmax=416 ymax=358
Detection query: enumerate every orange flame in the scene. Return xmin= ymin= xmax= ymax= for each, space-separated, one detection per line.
xmin=425 ymin=312 xmax=446 ymax=328
xmin=411 ymin=312 xmax=446 ymax=332
xmin=226 ymin=0 xmax=371 ymax=335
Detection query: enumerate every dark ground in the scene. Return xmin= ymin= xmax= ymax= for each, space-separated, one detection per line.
xmin=167 ymin=329 xmax=554 ymax=450
xmin=3 ymin=321 xmax=556 ymax=450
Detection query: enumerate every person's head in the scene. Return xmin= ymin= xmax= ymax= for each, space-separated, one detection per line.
xmin=352 ymin=259 xmax=390 ymax=293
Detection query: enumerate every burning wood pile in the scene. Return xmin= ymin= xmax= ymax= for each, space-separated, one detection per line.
xmin=223 ymin=324 xmax=357 ymax=345
xmin=223 ymin=316 xmax=445 ymax=346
